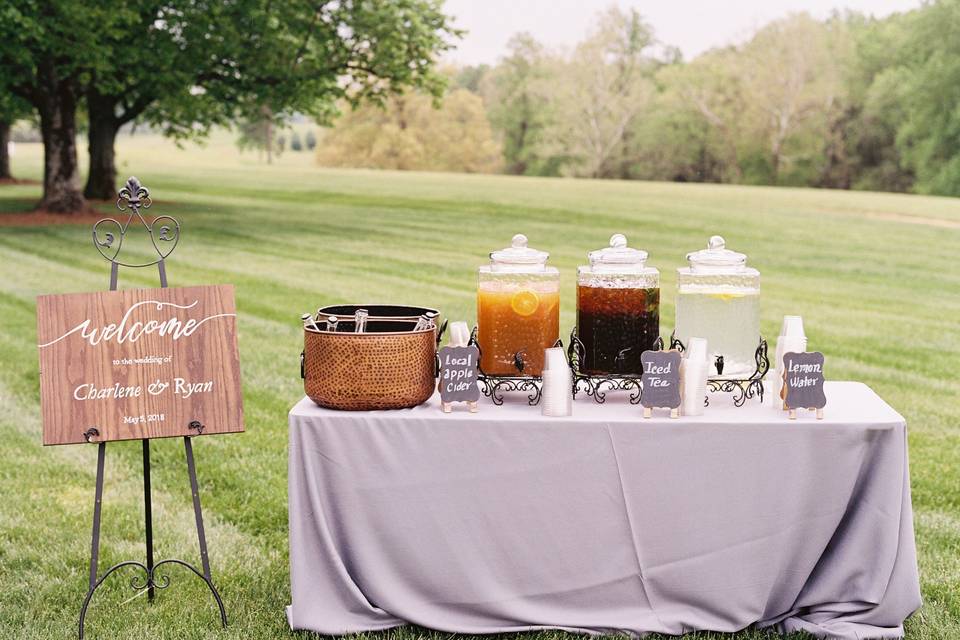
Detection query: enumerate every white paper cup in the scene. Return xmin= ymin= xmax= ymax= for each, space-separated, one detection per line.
xmin=685 ymin=337 xmax=708 ymax=362
xmin=781 ymin=315 xmax=805 ymax=339
xmin=541 ymin=369 xmax=572 ymax=417
xmin=543 ymin=347 xmax=567 ymax=372
xmin=681 ymin=359 xmax=707 ymax=416
xmin=449 ymin=321 xmax=470 ymax=347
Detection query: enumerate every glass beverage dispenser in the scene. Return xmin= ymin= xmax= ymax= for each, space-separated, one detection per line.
xmin=675 ymin=236 xmax=760 ymax=378
xmin=577 ymin=234 xmax=659 ymax=375
xmin=477 ymin=234 xmax=560 ymax=376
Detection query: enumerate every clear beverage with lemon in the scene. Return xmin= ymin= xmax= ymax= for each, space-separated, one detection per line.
xmin=675 ymin=236 xmax=761 ymax=378
xmin=477 ymin=235 xmax=560 ymax=376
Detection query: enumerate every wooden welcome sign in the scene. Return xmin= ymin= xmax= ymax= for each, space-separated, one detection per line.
xmin=37 ymin=284 xmax=244 ymax=445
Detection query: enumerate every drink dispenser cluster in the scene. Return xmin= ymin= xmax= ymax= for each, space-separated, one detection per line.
xmin=475 ymin=233 xmax=761 ymax=381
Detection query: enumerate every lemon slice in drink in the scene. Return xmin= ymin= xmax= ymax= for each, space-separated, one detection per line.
xmin=511 ymin=290 xmax=540 ymax=316
xmin=708 ymin=292 xmax=744 ymax=302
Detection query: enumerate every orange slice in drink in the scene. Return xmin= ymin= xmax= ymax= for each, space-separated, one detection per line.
xmin=511 ymin=290 xmax=540 ymax=316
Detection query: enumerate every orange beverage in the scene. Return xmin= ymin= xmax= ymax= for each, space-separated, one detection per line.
xmin=477 ymin=287 xmax=560 ymax=375
xmin=477 ymin=234 xmax=560 ymax=377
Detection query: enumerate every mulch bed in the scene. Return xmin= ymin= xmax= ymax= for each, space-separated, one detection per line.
xmin=0 ymin=211 xmax=108 ymax=227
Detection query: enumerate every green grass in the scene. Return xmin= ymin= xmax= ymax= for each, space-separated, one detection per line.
xmin=0 ymin=135 xmax=958 ymax=639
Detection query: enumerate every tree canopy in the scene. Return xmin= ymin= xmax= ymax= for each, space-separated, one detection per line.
xmin=0 ymin=0 xmax=460 ymax=209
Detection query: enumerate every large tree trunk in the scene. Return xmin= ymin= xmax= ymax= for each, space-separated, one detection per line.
xmin=36 ymin=74 xmax=87 ymax=213
xmin=0 ymin=121 xmax=11 ymax=180
xmin=84 ymin=94 xmax=120 ymax=199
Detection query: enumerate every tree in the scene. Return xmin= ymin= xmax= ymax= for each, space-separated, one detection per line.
xmin=0 ymin=94 xmax=32 ymax=181
xmin=81 ymin=0 xmax=460 ymax=199
xmin=0 ymin=1 xmax=113 ymax=211
xmin=235 ymin=109 xmax=281 ymax=163
xmin=738 ymin=14 xmax=849 ymax=184
xmin=889 ymin=0 xmax=960 ymax=195
xmin=482 ymin=34 xmax=557 ymax=175
xmin=316 ymin=89 xmax=501 ymax=173
xmin=453 ymin=64 xmax=490 ymax=94
xmin=631 ymin=64 xmax=725 ymax=183
xmin=0 ymin=1 xmax=460 ymax=210
xmin=544 ymin=8 xmax=658 ymax=178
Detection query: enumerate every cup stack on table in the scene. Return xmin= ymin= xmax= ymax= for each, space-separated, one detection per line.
xmin=541 ymin=347 xmax=573 ymax=417
xmin=772 ymin=315 xmax=808 ymax=409
xmin=681 ymin=337 xmax=709 ymax=417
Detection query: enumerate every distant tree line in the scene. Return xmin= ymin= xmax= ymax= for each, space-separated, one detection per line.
xmin=317 ymin=1 xmax=960 ymax=196
xmin=0 ymin=0 xmax=459 ymax=213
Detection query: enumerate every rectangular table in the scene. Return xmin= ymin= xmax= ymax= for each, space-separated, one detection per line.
xmin=287 ymin=381 xmax=921 ymax=639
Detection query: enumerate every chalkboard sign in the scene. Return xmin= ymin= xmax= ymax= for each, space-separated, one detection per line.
xmin=640 ymin=350 xmax=682 ymax=418
xmin=438 ymin=345 xmax=480 ymax=412
xmin=782 ymin=351 xmax=826 ymax=419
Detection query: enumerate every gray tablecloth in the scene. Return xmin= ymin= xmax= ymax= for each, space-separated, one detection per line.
xmin=286 ymin=381 xmax=920 ymax=638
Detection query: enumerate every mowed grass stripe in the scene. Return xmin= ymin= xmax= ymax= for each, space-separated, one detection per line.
xmin=1 ymin=138 xmax=958 ymax=638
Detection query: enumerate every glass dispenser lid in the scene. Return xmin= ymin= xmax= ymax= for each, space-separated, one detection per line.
xmin=489 ymin=234 xmax=549 ymax=272
xmin=587 ymin=234 xmax=649 ymax=272
xmin=687 ymin=235 xmax=747 ymax=271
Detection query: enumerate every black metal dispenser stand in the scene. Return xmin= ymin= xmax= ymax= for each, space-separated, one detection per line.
xmin=566 ymin=329 xmax=675 ymax=404
xmin=469 ymin=326 xmax=564 ymax=406
xmin=78 ymin=177 xmax=227 ymax=639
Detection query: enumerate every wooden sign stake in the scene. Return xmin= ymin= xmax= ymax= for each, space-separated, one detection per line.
xmin=73 ymin=178 xmax=227 ymax=639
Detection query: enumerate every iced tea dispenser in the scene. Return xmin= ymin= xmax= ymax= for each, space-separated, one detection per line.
xmin=577 ymin=234 xmax=659 ymax=375
xmin=477 ymin=234 xmax=560 ymax=376
xmin=675 ymin=235 xmax=760 ymax=378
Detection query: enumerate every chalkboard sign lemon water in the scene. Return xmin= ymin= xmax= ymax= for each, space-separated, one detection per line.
xmin=781 ymin=351 xmax=826 ymax=419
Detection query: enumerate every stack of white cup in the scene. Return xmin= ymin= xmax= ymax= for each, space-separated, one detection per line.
xmin=772 ymin=316 xmax=807 ymax=409
xmin=541 ymin=347 xmax=573 ymax=417
xmin=681 ymin=337 xmax=709 ymax=417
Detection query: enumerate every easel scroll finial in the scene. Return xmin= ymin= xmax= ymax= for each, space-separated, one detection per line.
xmin=92 ymin=176 xmax=181 ymax=268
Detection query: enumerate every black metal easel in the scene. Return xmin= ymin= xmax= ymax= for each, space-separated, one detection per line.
xmin=78 ymin=177 xmax=227 ymax=639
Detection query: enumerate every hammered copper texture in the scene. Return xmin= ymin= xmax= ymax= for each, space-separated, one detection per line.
xmin=304 ymin=328 xmax=436 ymax=410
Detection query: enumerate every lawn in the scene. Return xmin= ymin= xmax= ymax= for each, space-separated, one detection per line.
xmin=0 ymin=136 xmax=958 ymax=639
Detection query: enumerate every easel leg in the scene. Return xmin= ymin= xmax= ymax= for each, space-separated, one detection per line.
xmin=184 ymin=437 xmax=228 ymax=627
xmin=157 ymin=259 xmax=168 ymax=288
xmin=79 ymin=443 xmax=106 ymax=640
xmin=142 ymin=440 xmax=155 ymax=601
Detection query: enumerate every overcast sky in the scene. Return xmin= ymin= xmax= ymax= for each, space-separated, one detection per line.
xmin=441 ymin=0 xmax=921 ymax=65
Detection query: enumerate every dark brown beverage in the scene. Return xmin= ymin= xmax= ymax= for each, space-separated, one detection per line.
xmin=577 ymin=286 xmax=660 ymax=375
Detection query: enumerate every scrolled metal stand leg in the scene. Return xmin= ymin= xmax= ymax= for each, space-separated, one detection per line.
xmin=142 ymin=439 xmax=155 ymax=602
xmin=184 ymin=437 xmax=228 ymax=628
xmin=79 ymin=443 xmax=106 ymax=640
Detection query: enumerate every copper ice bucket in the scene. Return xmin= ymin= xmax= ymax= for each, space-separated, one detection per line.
xmin=302 ymin=318 xmax=438 ymax=411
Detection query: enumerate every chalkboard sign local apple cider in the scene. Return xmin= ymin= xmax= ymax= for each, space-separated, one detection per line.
xmin=36 ymin=285 xmax=244 ymax=445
